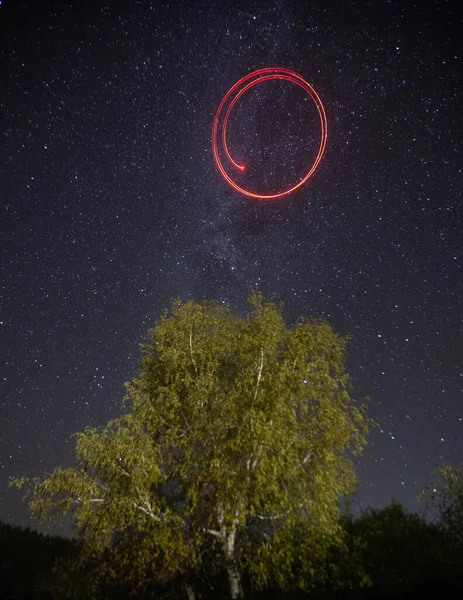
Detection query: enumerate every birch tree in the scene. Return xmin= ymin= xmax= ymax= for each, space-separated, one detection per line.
xmin=14 ymin=293 xmax=369 ymax=599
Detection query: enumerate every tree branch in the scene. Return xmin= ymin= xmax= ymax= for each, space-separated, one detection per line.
xmin=204 ymin=528 xmax=222 ymax=538
xmin=254 ymin=348 xmax=264 ymax=401
xmin=189 ymin=322 xmax=198 ymax=377
xmin=302 ymin=451 xmax=312 ymax=465
xmin=217 ymin=504 xmax=226 ymax=539
xmin=252 ymin=513 xmax=282 ymax=521
xmin=118 ymin=466 xmax=130 ymax=477
xmin=133 ymin=500 xmax=163 ymax=521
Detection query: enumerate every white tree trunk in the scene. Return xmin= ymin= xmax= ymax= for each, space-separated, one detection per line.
xmin=224 ymin=519 xmax=244 ymax=598
xmin=226 ymin=561 xmax=244 ymax=599
xmin=184 ymin=583 xmax=195 ymax=600
xmin=217 ymin=504 xmax=244 ymax=599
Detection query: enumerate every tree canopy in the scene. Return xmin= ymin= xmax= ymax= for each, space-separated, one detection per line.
xmin=342 ymin=501 xmax=455 ymax=586
xmin=14 ymin=293 xmax=370 ymax=599
xmin=423 ymin=463 xmax=463 ymax=559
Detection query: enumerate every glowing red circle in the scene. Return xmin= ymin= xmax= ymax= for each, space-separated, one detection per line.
xmin=212 ymin=68 xmax=328 ymax=200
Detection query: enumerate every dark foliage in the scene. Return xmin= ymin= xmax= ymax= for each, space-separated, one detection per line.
xmin=341 ymin=500 xmax=463 ymax=587
xmin=0 ymin=522 xmax=77 ymax=599
xmin=3 ymin=493 xmax=463 ymax=600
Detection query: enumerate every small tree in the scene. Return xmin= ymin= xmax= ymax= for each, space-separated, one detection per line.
xmin=14 ymin=294 xmax=369 ymax=599
xmin=343 ymin=501 xmax=454 ymax=586
xmin=426 ymin=463 xmax=463 ymax=550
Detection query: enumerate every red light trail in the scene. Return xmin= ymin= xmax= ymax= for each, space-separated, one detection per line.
xmin=212 ymin=67 xmax=327 ymax=200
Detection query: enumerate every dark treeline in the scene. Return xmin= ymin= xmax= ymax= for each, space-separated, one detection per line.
xmin=2 ymin=500 xmax=463 ymax=599
xmin=0 ymin=521 xmax=76 ymax=599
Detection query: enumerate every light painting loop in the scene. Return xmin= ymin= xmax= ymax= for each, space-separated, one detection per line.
xmin=212 ymin=67 xmax=328 ymax=200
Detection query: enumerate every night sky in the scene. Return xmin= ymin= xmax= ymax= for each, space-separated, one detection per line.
xmin=1 ymin=0 xmax=462 ymax=533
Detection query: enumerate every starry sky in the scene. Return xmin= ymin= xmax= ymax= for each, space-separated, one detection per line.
xmin=1 ymin=0 xmax=462 ymax=532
